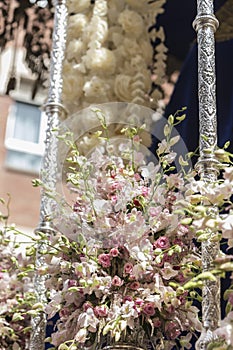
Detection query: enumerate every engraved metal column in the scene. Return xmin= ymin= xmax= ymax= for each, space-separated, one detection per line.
xmin=29 ymin=1 xmax=68 ymax=349
xmin=193 ymin=1 xmax=220 ymax=349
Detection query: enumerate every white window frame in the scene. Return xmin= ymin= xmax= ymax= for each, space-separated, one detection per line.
xmin=4 ymin=99 xmax=47 ymax=157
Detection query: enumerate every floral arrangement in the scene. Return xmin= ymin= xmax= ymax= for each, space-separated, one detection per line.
xmin=0 ymin=198 xmax=35 ymax=350
xmin=62 ymin=0 xmax=167 ymax=114
xmin=1 ymin=107 xmax=233 ymax=350
xmin=27 ymin=107 xmax=233 ymax=350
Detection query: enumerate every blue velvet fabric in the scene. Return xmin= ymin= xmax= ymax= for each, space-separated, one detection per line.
xmin=156 ymin=0 xmax=227 ymax=61
xmin=164 ymin=39 xmax=233 ymax=154
xmin=151 ymin=0 xmax=233 ymax=158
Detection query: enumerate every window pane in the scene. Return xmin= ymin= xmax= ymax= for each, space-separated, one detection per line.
xmin=13 ymin=102 xmax=41 ymax=143
xmin=5 ymin=150 xmax=42 ymax=174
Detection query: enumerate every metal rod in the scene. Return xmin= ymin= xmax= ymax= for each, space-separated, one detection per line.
xmin=193 ymin=1 xmax=220 ymax=349
xmin=29 ymin=1 xmax=68 ymax=349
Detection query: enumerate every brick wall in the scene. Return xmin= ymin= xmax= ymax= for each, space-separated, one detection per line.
xmin=0 ymin=95 xmax=41 ymax=229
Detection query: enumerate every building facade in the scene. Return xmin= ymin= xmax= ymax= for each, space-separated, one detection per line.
xmin=0 ymin=46 xmax=47 ymax=229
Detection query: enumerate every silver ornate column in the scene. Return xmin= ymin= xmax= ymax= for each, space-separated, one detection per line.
xmin=193 ymin=1 xmax=220 ymax=349
xmin=29 ymin=1 xmax=68 ymax=349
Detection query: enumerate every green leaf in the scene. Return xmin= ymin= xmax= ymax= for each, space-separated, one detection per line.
xmin=179 ymin=155 xmax=189 ymax=166
xmin=218 ymin=262 xmax=233 ymax=271
xmin=186 ymin=152 xmax=194 ymax=159
xmin=32 ymin=302 xmax=44 ymax=310
xmin=167 ymin=166 xmax=176 ymax=172
xmin=12 ymin=313 xmax=24 ymax=321
xmin=23 ymin=326 xmax=32 ymax=334
xmin=0 ymin=198 xmax=5 ymax=204
xmin=207 ymin=340 xmax=227 ymax=350
xmin=223 ymin=140 xmax=230 ymax=149
xmin=176 ymin=114 xmax=186 ymax=121
xmin=168 ymin=281 xmax=179 ymax=289
xmin=168 ymin=114 xmax=174 ymax=125
xmin=26 ymin=246 xmax=36 ymax=256
xmin=195 ymin=271 xmax=217 ymax=281
xmin=163 ymin=124 xmax=170 ymax=137
xmin=195 ymin=205 xmax=206 ymax=214
xmin=26 ymin=310 xmax=40 ymax=316
xmin=68 ymin=286 xmax=80 ymax=292
xmin=223 ymin=288 xmax=233 ymax=300
xmin=32 ymin=178 xmax=43 ymax=187
xmin=180 ymin=217 xmax=192 ymax=225
xmin=170 ymin=135 xmax=180 ymax=146
xmin=225 ymin=302 xmax=233 ymax=315
xmin=200 ymin=134 xmax=209 ymax=142
xmin=197 ymin=233 xmax=210 ymax=242
xmin=58 ymin=344 xmax=69 ymax=350
xmin=183 ymin=280 xmax=204 ymax=289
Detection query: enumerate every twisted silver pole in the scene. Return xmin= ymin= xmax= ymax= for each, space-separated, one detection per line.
xmin=29 ymin=1 xmax=68 ymax=349
xmin=193 ymin=1 xmax=221 ymax=349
